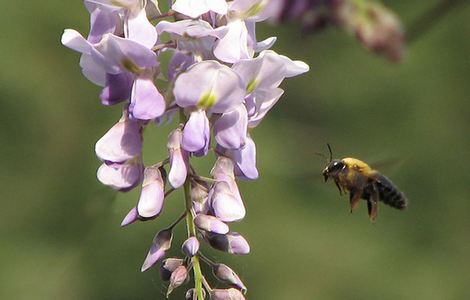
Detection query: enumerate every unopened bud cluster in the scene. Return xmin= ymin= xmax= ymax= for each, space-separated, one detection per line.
xmin=271 ymin=0 xmax=404 ymax=61
xmin=62 ymin=0 xmax=308 ymax=298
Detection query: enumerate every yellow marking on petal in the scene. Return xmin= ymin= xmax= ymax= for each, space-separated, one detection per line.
xmin=246 ymin=79 xmax=258 ymax=94
xmin=244 ymin=0 xmax=267 ymax=18
xmin=197 ymin=92 xmax=216 ymax=109
xmin=121 ymin=58 xmax=142 ymax=74
xmin=111 ymin=0 xmax=126 ymax=7
xmin=110 ymin=0 xmax=135 ymax=9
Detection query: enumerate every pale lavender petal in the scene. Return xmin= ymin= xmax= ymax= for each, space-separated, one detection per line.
xmin=182 ymin=110 xmax=209 ymax=152
xmin=211 ymin=181 xmax=246 ymax=222
xmin=172 ymin=0 xmax=228 ymax=18
xmin=214 ymin=19 xmax=250 ymax=64
xmin=210 ymin=157 xmax=245 ymax=204
xmin=247 ymin=87 xmax=284 ymax=128
xmin=95 ymin=115 xmax=142 ymax=162
xmin=156 ymin=19 xmax=227 ymax=39
xmin=182 ymin=237 xmax=200 ymax=257
xmin=211 ymin=288 xmax=245 ymax=300
xmin=160 ymin=258 xmax=184 ymax=281
xmin=194 ymin=214 xmax=229 ymax=234
xmin=86 ymin=0 xmax=139 ymax=10
xmin=141 ymin=229 xmax=173 ymax=272
xmin=232 ymin=49 xmax=286 ymax=91
xmin=96 ymin=161 xmax=142 ymax=191
xmin=230 ymin=0 xmax=278 ymax=22
xmin=246 ymin=21 xmax=277 ymax=52
xmin=193 ymin=126 xmax=210 ymax=157
xmin=167 ymin=51 xmax=194 ymax=82
xmin=129 ymin=77 xmax=165 ymax=120
xmin=211 ymin=156 xmax=236 ymax=182
xmin=61 ymin=29 xmax=93 ymax=53
xmin=212 ymin=263 xmax=247 ymax=293
xmin=254 ymin=36 xmax=277 ymax=52
xmin=278 ymin=53 xmax=310 ymax=77
xmin=231 ymin=50 xmax=308 ymax=95
xmin=88 ymin=6 xmax=118 ymax=43
xmin=206 ymin=232 xmax=250 ymax=255
xmin=168 ymin=148 xmax=188 ymax=188
xmin=127 ymin=7 xmax=158 ymax=48
xmin=121 ymin=207 xmax=139 ymax=227
xmin=141 ymin=247 xmax=165 ymax=272
xmin=227 ymin=232 xmax=250 ymax=255
xmin=95 ymin=34 xmax=158 ymax=73
xmin=99 ymin=72 xmax=133 ymax=105
xmin=137 ymin=167 xmax=165 ymax=218
xmin=167 ymin=265 xmax=188 ymax=296
xmin=174 ymin=61 xmax=245 ymax=113
xmin=167 ymin=128 xmax=189 ymax=188
xmin=231 ymin=135 xmax=259 ymax=180
xmin=214 ymin=104 xmax=248 ymax=150
xmin=80 ymin=54 xmax=106 ymax=86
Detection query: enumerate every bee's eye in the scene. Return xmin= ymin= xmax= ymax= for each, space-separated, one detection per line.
xmin=330 ymin=161 xmax=344 ymax=171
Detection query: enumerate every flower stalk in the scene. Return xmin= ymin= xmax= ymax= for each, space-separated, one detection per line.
xmin=184 ymin=178 xmax=204 ymax=300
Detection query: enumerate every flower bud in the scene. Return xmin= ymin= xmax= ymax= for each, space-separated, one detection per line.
xmin=194 ymin=214 xmax=229 ymax=234
xmin=212 ymin=263 xmax=247 ymax=293
xmin=160 ymin=258 xmax=184 ymax=281
xmin=211 ymin=156 xmax=235 ymax=181
xmin=182 ymin=236 xmax=200 ymax=257
xmin=167 ymin=265 xmax=189 ymax=296
xmin=141 ymin=229 xmax=173 ymax=272
xmin=185 ymin=288 xmax=207 ymax=300
xmin=167 ymin=127 xmax=189 ymax=188
xmin=120 ymin=207 xmax=139 ymax=227
xmin=191 ymin=180 xmax=210 ymax=214
xmin=335 ymin=1 xmax=403 ymax=62
xmin=210 ymin=158 xmax=245 ymax=215
xmin=206 ymin=232 xmax=250 ymax=255
xmin=211 ymin=181 xmax=245 ymax=222
xmin=210 ymin=288 xmax=245 ymax=300
xmin=191 ymin=180 xmax=209 ymax=202
xmin=136 ymin=166 xmax=165 ymax=218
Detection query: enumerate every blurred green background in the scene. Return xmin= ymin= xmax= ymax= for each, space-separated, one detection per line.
xmin=1 ymin=1 xmax=469 ymax=299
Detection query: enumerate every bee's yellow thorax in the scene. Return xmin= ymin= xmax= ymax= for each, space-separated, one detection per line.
xmin=342 ymin=157 xmax=372 ymax=173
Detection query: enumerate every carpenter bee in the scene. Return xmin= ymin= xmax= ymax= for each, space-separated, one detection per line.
xmin=321 ymin=144 xmax=407 ymax=221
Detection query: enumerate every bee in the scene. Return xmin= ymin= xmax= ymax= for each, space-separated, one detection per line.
xmin=321 ymin=144 xmax=407 ymax=221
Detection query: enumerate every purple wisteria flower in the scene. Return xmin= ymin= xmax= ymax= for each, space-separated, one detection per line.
xmin=62 ymin=0 xmax=309 ymax=298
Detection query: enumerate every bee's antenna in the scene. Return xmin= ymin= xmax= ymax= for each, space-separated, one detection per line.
xmin=327 ymin=143 xmax=333 ymax=162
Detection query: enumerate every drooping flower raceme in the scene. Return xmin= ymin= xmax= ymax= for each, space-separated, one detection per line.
xmin=62 ymin=0 xmax=308 ymax=298
xmin=269 ymin=0 xmax=404 ymax=62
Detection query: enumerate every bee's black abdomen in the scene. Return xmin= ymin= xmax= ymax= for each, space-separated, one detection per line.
xmin=375 ymin=175 xmax=407 ymax=210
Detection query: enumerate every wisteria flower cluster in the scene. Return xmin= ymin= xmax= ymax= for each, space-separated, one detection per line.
xmin=62 ymin=0 xmax=308 ymax=298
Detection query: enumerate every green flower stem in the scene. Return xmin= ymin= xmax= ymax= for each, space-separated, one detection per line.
xmin=184 ymin=179 xmax=204 ymax=300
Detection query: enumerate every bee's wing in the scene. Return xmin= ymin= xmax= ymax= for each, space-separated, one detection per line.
xmin=369 ymin=155 xmax=408 ymax=174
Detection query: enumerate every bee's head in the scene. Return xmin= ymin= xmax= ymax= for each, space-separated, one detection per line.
xmin=322 ymin=159 xmax=345 ymax=182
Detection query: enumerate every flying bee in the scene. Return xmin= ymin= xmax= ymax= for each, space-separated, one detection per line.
xmin=321 ymin=144 xmax=407 ymax=221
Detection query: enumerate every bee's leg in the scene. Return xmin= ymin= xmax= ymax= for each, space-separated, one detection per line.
xmin=334 ymin=179 xmax=343 ymax=195
xmin=349 ymin=190 xmax=361 ymax=213
xmin=367 ymin=184 xmax=379 ymax=222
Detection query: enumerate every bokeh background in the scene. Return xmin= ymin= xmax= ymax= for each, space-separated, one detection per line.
xmin=1 ymin=1 xmax=469 ymax=299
